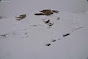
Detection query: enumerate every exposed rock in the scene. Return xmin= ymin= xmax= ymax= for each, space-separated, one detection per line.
xmin=48 ymin=23 xmax=54 ymax=26
xmin=63 ymin=33 xmax=70 ymax=37
xmin=34 ymin=13 xmax=45 ymax=15
xmin=45 ymin=43 xmax=51 ymax=46
xmin=0 ymin=34 xmax=7 ymax=37
xmin=35 ymin=9 xmax=58 ymax=16
xmin=16 ymin=14 xmax=26 ymax=20
xmin=40 ymin=9 xmax=53 ymax=16
xmin=44 ymin=20 xmax=50 ymax=24
xmin=52 ymin=10 xmax=59 ymax=13
xmin=51 ymin=40 xmax=56 ymax=42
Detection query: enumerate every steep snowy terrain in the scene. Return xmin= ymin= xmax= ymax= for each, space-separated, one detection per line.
xmin=0 ymin=10 xmax=88 ymax=59
xmin=0 ymin=0 xmax=88 ymax=17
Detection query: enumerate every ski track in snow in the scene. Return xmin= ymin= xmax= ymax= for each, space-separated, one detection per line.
xmin=0 ymin=11 xmax=87 ymax=46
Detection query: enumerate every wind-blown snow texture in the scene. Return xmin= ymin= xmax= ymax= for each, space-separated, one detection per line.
xmin=0 ymin=11 xmax=88 ymax=59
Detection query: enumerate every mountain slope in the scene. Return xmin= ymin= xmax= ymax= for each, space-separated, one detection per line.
xmin=0 ymin=10 xmax=88 ymax=59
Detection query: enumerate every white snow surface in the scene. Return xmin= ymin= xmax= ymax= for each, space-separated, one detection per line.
xmin=0 ymin=11 xmax=88 ymax=59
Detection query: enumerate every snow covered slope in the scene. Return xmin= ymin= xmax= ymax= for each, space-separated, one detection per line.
xmin=0 ymin=0 xmax=88 ymax=17
xmin=0 ymin=10 xmax=88 ymax=59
